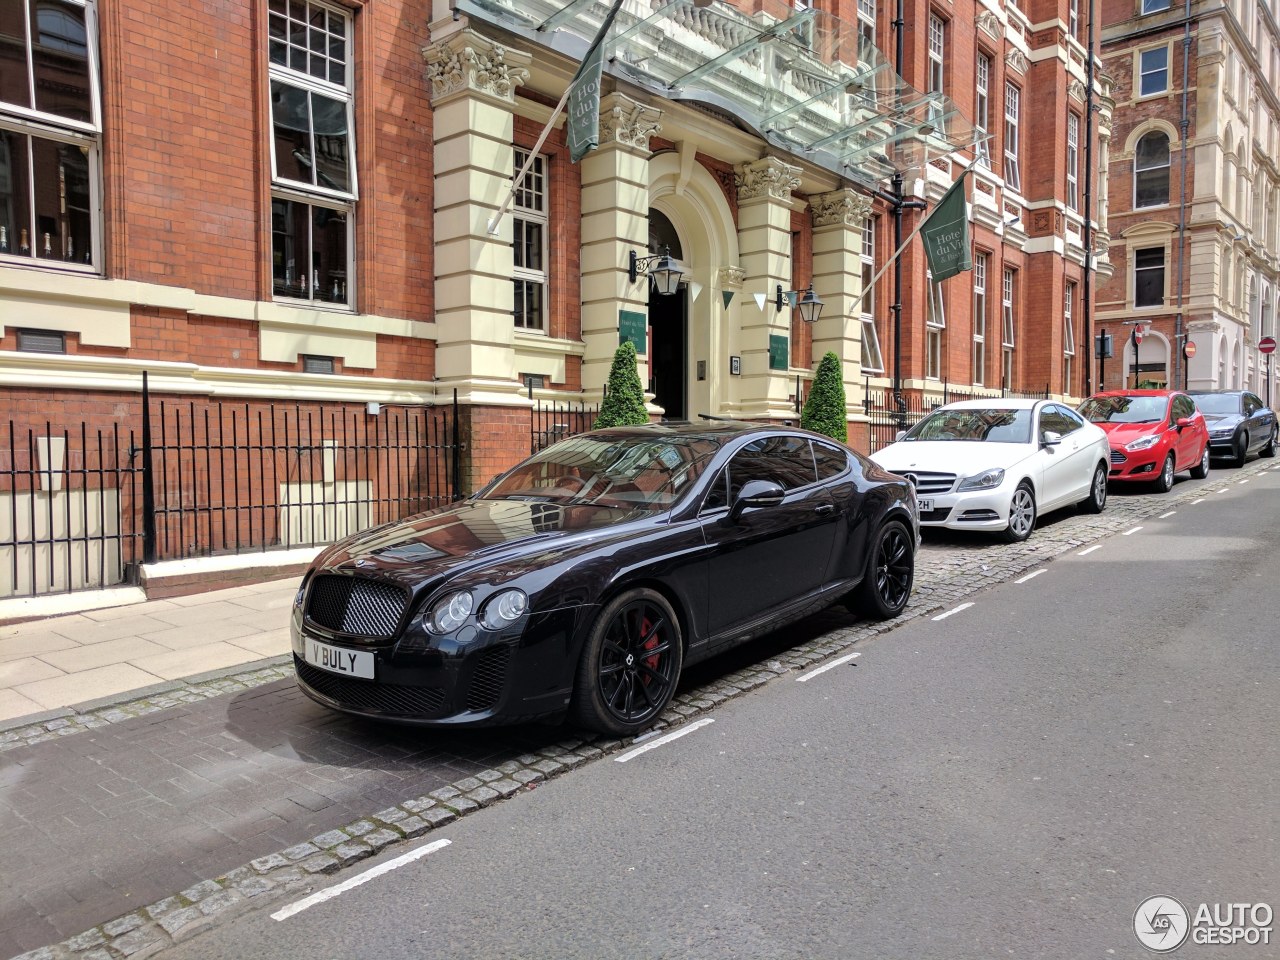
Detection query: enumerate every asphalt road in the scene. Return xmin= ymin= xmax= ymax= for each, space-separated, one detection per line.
xmin=150 ymin=466 xmax=1280 ymax=960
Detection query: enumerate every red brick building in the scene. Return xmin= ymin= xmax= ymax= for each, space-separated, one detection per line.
xmin=0 ymin=0 xmax=1110 ymax=596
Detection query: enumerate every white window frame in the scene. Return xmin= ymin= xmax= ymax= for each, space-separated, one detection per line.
xmin=860 ymin=216 xmax=883 ymax=372
xmin=512 ymin=148 xmax=549 ymax=333
xmin=973 ymin=253 xmax=987 ymax=385
xmin=1134 ymin=246 xmax=1166 ymax=308
xmin=857 ymin=0 xmax=876 ymax=49
xmin=1004 ymin=83 xmax=1021 ymax=192
xmin=1139 ymin=46 xmax=1169 ymax=97
xmin=1066 ymin=113 xmax=1080 ymax=212
xmin=975 ymin=54 xmax=991 ymax=168
xmin=1002 ymin=267 xmax=1016 ymax=389
xmin=928 ymin=15 xmax=945 ymax=97
xmin=0 ymin=0 xmax=103 ymax=273
xmin=1142 ymin=0 xmax=1170 ymax=11
xmin=926 ymin=278 xmax=945 ymax=380
xmin=1063 ymin=281 xmax=1076 ymax=391
xmin=1069 ymin=0 xmax=1079 ymax=40
xmin=1133 ymin=130 xmax=1171 ymax=208
xmin=268 ymin=0 xmax=356 ymax=308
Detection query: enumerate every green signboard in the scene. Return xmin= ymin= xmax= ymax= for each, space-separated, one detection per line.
xmin=619 ymin=310 xmax=647 ymax=354
xmin=769 ymin=334 xmax=788 ymax=371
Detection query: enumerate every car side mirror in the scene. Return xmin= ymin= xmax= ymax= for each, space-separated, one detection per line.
xmin=895 ymin=430 xmax=906 ymax=441
xmin=730 ymin=479 xmax=785 ymax=519
xmin=1176 ymin=417 xmax=1192 ymax=430
xmin=1041 ymin=430 xmax=1062 ymax=447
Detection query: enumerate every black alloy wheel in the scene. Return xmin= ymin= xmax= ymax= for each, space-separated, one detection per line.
xmin=572 ymin=588 xmax=683 ymax=736
xmin=1080 ymin=462 xmax=1108 ymax=513
xmin=1234 ymin=432 xmax=1250 ymax=468
xmin=1154 ymin=453 xmax=1176 ymax=493
xmin=849 ymin=519 xmax=914 ymax=620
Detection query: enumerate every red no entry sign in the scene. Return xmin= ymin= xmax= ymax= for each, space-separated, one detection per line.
xmin=1260 ymin=336 xmax=1277 ymax=355
xmin=1184 ymin=340 xmax=1197 ymax=359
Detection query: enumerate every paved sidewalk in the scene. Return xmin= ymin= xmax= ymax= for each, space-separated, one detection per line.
xmin=0 ymin=577 xmax=301 ymax=726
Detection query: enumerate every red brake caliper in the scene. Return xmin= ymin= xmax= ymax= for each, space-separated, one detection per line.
xmin=641 ymin=615 xmax=660 ymax=679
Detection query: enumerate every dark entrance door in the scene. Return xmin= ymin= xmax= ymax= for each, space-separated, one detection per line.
xmin=649 ymin=286 xmax=687 ymax=420
xmin=646 ymin=210 xmax=687 ymax=421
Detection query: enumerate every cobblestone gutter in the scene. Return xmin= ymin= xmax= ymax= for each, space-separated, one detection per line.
xmin=11 ymin=460 xmax=1278 ymax=960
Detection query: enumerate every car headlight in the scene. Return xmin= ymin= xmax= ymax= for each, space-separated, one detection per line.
xmin=1211 ymin=427 xmax=1234 ymax=438
xmin=957 ymin=468 xmax=1005 ymax=491
xmin=480 ymin=589 xmax=528 ymax=630
xmin=1125 ymin=434 xmax=1161 ymax=452
xmin=423 ymin=590 xmax=474 ymax=634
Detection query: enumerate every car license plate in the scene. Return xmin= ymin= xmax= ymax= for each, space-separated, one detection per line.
xmin=916 ymin=498 xmax=933 ymax=513
xmin=302 ymin=637 xmax=375 ymax=680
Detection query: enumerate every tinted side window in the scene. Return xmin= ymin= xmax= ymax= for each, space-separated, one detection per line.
xmin=701 ymin=468 xmax=729 ymax=511
xmin=812 ymin=441 xmax=850 ymax=481
xmin=1172 ymin=395 xmax=1194 ymax=420
xmin=1243 ymin=394 xmax=1262 ymax=415
xmin=727 ymin=436 xmax=817 ymax=498
xmin=1039 ymin=406 xmax=1075 ymax=437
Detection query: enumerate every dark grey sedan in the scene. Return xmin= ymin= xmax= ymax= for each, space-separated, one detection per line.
xmin=1187 ymin=390 xmax=1277 ymax=466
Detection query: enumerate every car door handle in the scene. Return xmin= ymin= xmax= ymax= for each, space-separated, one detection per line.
xmin=815 ymin=504 xmax=835 ymax=516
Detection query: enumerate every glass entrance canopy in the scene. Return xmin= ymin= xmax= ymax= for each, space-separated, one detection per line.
xmin=451 ymin=0 xmax=984 ymax=188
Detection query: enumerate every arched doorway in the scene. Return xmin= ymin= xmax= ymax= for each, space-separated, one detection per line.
xmin=646 ymin=210 xmax=688 ymax=420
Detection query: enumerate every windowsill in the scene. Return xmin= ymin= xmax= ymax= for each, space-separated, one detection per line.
xmin=1135 ymin=90 xmax=1170 ymax=102
xmin=0 ymin=257 xmax=100 ymax=277
xmin=272 ymin=296 xmax=355 ymax=314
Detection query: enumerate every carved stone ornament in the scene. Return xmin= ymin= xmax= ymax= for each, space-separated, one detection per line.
xmin=1189 ymin=319 xmax=1222 ymax=336
xmin=1068 ymin=78 xmax=1086 ymax=103
xmin=422 ymin=31 xmax=530 ymax=104
xmin=976 ymin=10 xmax=1002 ymax=39
xmin=735 ymin=156 xmax=803 ymax=202
xmin=718 ymin=266 xmax=746 ymax=289
xmin=809 ymin=189 xmax=875 ymax=228
xmin=598 ymin=94 xmax=663 ymax=151
xmin=1005 ymin=49 xmax=1028 ymax=75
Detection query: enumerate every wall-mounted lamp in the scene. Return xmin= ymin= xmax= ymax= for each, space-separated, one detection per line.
xmin=776 ymin=283 xmax=825 ymax=324
xmin=628 ymin=245 xmax=687 ymax=296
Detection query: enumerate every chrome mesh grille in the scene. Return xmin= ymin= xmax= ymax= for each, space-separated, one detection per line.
xmin=465 ymin=646 xmax=511 ymax=712
xmin=306 ymin=575 xmax=407 ymax=639
xmin=295 ymin=656 xmax=444 ymax=716
xmin=1110 ymin=449 xmax=1127 ymax=465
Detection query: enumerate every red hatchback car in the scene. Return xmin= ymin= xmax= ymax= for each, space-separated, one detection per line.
xmin=1077 ymin=390 xmax=1211 ymax=491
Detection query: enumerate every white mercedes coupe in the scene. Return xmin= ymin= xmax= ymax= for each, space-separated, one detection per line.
xmin=869 ymin=398 xmax=1111 ymax=542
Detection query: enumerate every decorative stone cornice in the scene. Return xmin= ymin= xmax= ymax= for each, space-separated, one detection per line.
xmin=422 ymin=30 xmax=530 ymax=105
xmin=735 ymin=156 xmax=803 ymax=203
xmin=598 ymin=93 xmax=663 ymax=151
xmin=809 ymin=188 xmax=875 ymax=229
xmin=1005 ymin=49 xmax=1028 ymax=75
xmin=976 ymin=10 xmax=1002 ymax=39
xmin=718 ymin=265 xmax=746 ymax=289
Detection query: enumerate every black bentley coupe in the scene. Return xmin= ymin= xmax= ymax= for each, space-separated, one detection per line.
xmin=291 ymin=421 xmax=917 ymax=736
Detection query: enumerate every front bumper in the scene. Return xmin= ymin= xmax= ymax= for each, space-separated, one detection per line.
xmin=1106 ymin=444 xmax=1167 ymax=481
xmin=290 ymin=606 xmax=585 ymax=726
xmin=915 ymin=486 xmax=1014 ymax=532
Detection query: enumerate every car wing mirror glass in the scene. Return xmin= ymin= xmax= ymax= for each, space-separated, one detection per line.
xmin=895 ymin=430 xmax=906 ymax=441
xmin=730 ymin=479 xmax=785 ymax=519
xmin=1041 ymin=430 xmax=1062 ymax=447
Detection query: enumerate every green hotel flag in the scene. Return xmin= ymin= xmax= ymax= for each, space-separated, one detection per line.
xmin=567 ymin=0 xmax=626 ymax=163
xmin=919 ymin=169 xmax=972 ymax=282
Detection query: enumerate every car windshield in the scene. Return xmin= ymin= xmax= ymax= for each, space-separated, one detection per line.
xmin=902 ymin=408 xmax=1032 ymax=443
xmin=1078 ymin=395 xmax=1168 ymax=424
xmin=1190 ymin=393 xmax=1241 ymax=415
xmin=482 ymin=434 xmax=721 ymax=510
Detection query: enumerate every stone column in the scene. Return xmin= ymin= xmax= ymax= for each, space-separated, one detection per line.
xmin=422 ymin=30 xmax=530 ymax=406
xmin=734 ymin=156 xmax=802 ymax=420
xmin=579 ymin=92 xmax=663 ymax=400
xmin=810 ymin=188 xmax=874 ymax=417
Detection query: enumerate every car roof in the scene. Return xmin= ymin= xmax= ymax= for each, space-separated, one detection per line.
xmin=1087 ymin=389 xmax=1178 ymax=398
xmin=587 ymin=420 xmax=811 ymax=442
xmin=935 ymin=398 xmax=1043 ymax=411
xmin=1186 ymin=389 xmax=1243 ymax=395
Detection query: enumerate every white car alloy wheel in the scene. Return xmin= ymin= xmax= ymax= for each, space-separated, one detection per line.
xmin=1004 ymin=483 xmax=1037 ymax=542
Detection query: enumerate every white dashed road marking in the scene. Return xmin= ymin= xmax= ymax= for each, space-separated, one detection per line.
xmin=1192 ymin=498 xmax=1206 ymax=504
xmin=796 ymin=651 xmax=861 ymax=683
xmin=1078 ymin=545 xmax=1103 ymax=556
xmin=932 ymin=602 xmax=974 ymax=622
xmin=1123 ymin=526 xmax=1144 ymax=536
xmin=1239 ymin=479 xmax=1250 ymax=484
xmin=1015 ymin=570 xmax=1046 ymax=584
xmin=1159 ymin=511 xmax=1176 ymax=518
xmin=272 ymin=839 xmax=452 ymax=921
xmin=614 ymin=717 xmax=715 ymax=763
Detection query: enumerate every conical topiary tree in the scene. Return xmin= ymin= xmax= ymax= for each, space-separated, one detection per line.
xmin=801 ymin=351 xmax=848 ymax=442
xmin=593 ymin=340 xmax=650 ymax=429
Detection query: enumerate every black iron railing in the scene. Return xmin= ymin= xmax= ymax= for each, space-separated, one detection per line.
xmin=530 ymin=396 xmax=600 ymax=453
xmin=863 ymin=381 xmax=1050 ymax=454
xmin=2 ymin=375 xmax=460 ymax=599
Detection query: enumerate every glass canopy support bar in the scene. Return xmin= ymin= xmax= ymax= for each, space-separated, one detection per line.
xmin=538 ymin=0 xmax=596 ymax=32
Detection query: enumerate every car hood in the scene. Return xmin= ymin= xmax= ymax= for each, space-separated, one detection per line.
xmin=870 ymin=440 xmax=1034 ymax=477
xmin=1092 ymin=421 xmax=1165 ymax=444
xmin=1200 ymin=413 xmax=1243 ymax=427
xmin=312 ymin=498 xmax=651 ymax=588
